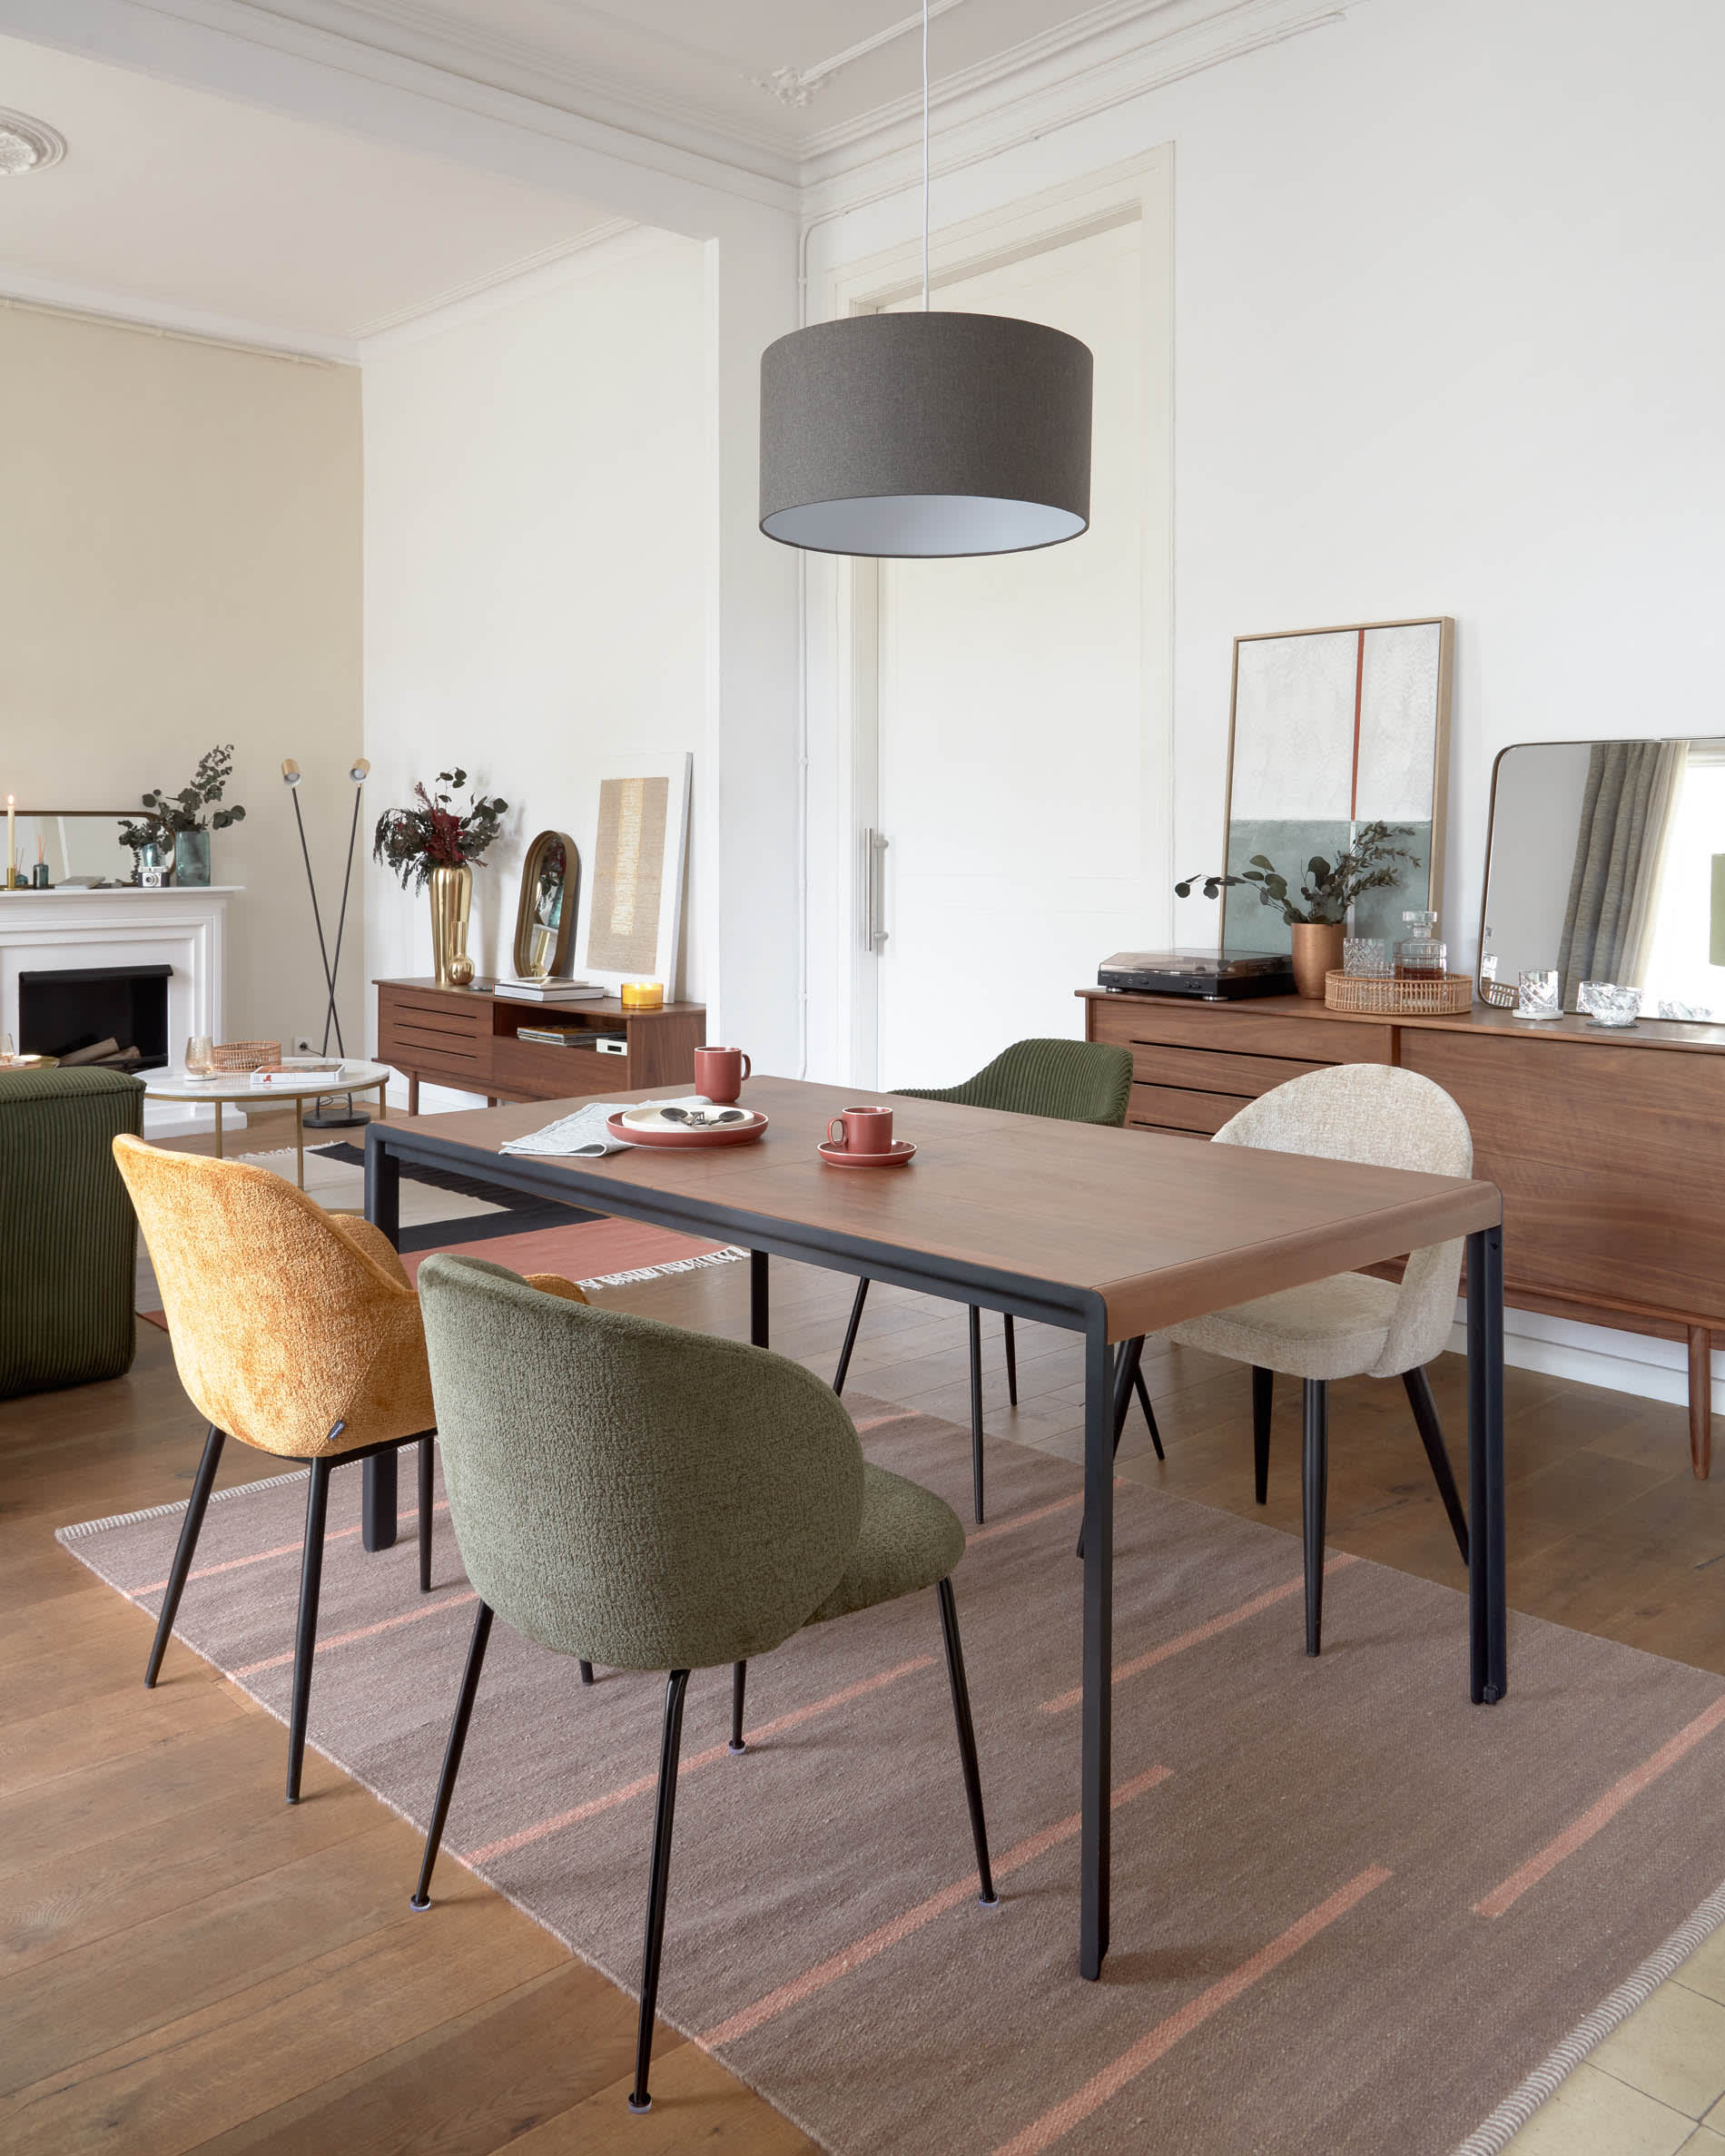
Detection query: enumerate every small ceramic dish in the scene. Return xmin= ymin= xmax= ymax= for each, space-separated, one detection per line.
xmin=817 ymin=1138 xmax=916 ymax=1169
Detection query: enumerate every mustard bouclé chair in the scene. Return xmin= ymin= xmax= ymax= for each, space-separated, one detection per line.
xmin=113 ymin=1137 xmax=586 ymax=1802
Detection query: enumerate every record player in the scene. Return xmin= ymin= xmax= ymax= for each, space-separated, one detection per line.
xmin=1097 ymin=949 xmax=1296 ymax=1000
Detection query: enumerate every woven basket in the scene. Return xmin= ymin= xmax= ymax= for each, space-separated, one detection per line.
xmin=211 ymin=1039 xmax=281 ymax=1072
xmin=1324 ymin=972 xmax=1474 ymax=1016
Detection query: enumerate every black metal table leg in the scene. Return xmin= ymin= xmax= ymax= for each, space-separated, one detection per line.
xmin=1466 ymin=1223 xmax=1507 ymax=1705
xmin=750 ymin=1249 xmax=769 ymax=1349
xmin=1079 ymin=1319 xmax=1115 ymax=1979
xmin=362 ymin=1131 xmax=403 ymax=1552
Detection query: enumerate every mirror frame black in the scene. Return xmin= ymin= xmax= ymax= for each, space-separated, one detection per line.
xmin=513 ymin=830 xmax=579 ymax=979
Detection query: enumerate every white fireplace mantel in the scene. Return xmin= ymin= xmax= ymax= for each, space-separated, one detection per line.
xmin=0 ymin=886 xmax=241 ymax=1136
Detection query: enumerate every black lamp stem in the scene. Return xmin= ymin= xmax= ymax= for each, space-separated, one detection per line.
xmin=320 ymin=786 xmax=363 ymax=1058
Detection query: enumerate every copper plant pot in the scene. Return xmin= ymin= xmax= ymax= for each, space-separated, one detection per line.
xmin=1289 ymin=920 xmax=1345 ymax=999
xmin=429 ymin=862 xmax=473 ymax=989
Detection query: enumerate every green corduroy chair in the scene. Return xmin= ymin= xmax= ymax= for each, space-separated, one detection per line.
xmin=409 ymin=1254 xmax=997 ymax=2114
xmin=0 ymin=1067 xmax=142 ymax=1399
xmin=833 ymin=1037 xmax=1156 ymax=1521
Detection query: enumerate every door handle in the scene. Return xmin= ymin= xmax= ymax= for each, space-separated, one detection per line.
xmin=863 ymin=828 xmax=890 ymax=955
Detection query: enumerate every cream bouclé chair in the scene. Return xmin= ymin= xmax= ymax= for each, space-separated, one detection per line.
xmin=1156 ymin=1065 xmax=1474 ymax=1655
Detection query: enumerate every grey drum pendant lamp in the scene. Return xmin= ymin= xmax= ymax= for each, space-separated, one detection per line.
xmin=759 ymin=1 xmax=1092 ymax=559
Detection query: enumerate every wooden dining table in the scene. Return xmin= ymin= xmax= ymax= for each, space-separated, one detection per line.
xmin=360 ymin=1073 xmax=1506 ymax=1980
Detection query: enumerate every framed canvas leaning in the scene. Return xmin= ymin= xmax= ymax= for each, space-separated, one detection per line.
xmin=577 ymin=755 xmax=692 ymax=996
xmin=1219 ymin=618 xmax=1454 ymax=960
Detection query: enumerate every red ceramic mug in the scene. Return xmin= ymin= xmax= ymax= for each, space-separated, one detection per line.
xmin=694 ymin=1045 xmax=751 ymax=1106
xmin=826 ymin=1106 xmax=894 ymax=1155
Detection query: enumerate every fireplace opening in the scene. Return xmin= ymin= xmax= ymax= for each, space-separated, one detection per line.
xmin=20 ymin=963 xmax=172 ymax=1073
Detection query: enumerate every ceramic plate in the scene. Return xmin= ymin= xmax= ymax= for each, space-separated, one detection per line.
xmin=608 ymin=1106 xmax=767 ymax=1149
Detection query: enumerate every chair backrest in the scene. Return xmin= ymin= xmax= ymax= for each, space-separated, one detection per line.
xmin=112 ymin=1135 xmax=420 ymax=1455
xmin=901 ymin=1038 xmax=1132 ymax=1127
xmin=418 ymin=1255 xmax=867 ymax=1671
xmin=1212 ymin=1065 xmax=1474 ymax=1373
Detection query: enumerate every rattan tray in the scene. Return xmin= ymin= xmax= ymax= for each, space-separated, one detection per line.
xmin=212 ymin=1039 xmax=281 ymax=1071
xmin=1324 ymin=972 xmax=1474 ymax=1016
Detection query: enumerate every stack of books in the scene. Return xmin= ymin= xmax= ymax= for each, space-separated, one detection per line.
xmin=494 ymin=978 xmax=607 ymax=1003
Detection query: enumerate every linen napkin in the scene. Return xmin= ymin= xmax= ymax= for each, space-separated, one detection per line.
xmin=498 ymin=1096 xmax=719 ymax=1158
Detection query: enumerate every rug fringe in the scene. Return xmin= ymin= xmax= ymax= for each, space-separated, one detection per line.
xmin=55 ymin=1465 xmax=310 ymax=1541
xmin=576 ymin=1245 xmax=751 ymax=1290
xmin=1452 ymin=1871 xmax=1725 ymax=2154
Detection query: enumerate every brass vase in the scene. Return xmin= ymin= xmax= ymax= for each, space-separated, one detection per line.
xmin=428 ymin=862 xmax=472 ymax=988
xmin=1289 ymin=920 xmax=1345 ymax=999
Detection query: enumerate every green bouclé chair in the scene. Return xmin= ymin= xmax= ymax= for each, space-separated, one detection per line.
xmin=833 ymin=1037 xmax=1155 ymax=1521
xmin=409 ymin=1254 xmax=998 ymax=2114
xmin=0 ymin=1067 xmax=143 ymax=1399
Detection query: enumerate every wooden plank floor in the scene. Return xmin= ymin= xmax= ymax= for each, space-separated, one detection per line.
xmin=5 ymin=1127 xmax=1725 ymax=2151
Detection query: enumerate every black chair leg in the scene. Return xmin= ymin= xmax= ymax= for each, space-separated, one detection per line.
xmin=1003 ymin=1314 xmax=1019 ymax=1407
xmin=145 ymin=1424 xmax=224 ymax=1688
xmin=1302 ymin=1378 xmax=1328 ymax=1657
xmin=287 ymin=1456 xmax=333 ymax=1803
xmin=418 ymin=1435 xmax=434 ymax=1593
xmin=729 ymin=1660 xmax=747 ymax=1753
xmin=1133 ymin=1367 xmax=1166 ymax=1462
xmin=967 ymin=1305 xmax=985 ymax=1523
xmin=935 ymin=1579 xmax=998 ymax=1906
xmin=410 ymin=1600 xmax=494 ymax=1909
xmin=1253 ymin=1366 xmax=1274 ymax=1504
xmin=1403 ymin=1364 xmax=1470 ymax=1562
xmin=833 ymin=1276 xmax=870 ymax=1395
xmin=579 ymin=1660 xmax=595 ymax=1685
xmin=629 ymin=1668 xmax=692 ymax=2114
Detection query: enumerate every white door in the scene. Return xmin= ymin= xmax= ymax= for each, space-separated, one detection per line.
xmin=872 ymin=218 xmax=1160 ymax=1090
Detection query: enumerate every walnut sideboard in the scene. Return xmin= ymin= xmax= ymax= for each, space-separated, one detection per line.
xmin=376 ymin=979 xmax=705 ymax=1113
xmin=1081 ymin=986 xmax=1725 ymax=1477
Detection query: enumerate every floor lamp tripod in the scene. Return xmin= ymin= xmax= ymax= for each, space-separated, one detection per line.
xmin=282 ymin=756 xmax=371 ymax=1130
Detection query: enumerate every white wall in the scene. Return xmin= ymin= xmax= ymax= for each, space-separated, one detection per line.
xmin=809 ymin=0 xmax=1725 ymax=989
xmin=361 ymin=231 xmax=711 ymax=1094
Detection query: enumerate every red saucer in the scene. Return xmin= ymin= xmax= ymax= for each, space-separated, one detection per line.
xmin=817 ymin=1138 xmax=916 ymax=1169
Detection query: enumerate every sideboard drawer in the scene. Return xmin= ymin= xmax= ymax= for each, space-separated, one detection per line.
xmin=1129 ymin=1082 xmax=1243 ymax=1136
xmin=490 ymin=1033 xmax=619 ymax=1101
xmin=1127 ymin=1042 xmax=1328 ymax=1098
xmin=378 ymin=985 xmax=490 ymax=1088
xmin=1089 ymin=995 xmax=1392 ymax=1066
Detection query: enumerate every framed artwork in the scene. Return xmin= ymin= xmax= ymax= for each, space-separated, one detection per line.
xmin=577 ymin=754 xmax=692 ymax=994
xmin=1219 ymin=617 xmax=1453 ymax=957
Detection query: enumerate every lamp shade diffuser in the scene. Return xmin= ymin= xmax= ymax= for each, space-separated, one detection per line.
xmin=759 ymin=310 xmax=1094 ymax=558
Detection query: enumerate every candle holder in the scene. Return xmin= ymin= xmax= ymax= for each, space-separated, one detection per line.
xmin=621 ymin=980 xmax=665 ymax=1011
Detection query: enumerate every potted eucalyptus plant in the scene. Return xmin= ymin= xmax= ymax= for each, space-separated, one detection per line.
xmin=116 ymin=745 xmax=247 ymax=887
xmin=1176 ymin=822 xmax=1423 ymax=998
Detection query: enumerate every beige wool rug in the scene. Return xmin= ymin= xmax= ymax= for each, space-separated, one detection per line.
xmin=57 ymin=1398 xmax=1725 ymax=2155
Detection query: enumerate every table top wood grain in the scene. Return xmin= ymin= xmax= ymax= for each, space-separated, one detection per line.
xmin=379 ymin=1074 xmax=1501 ymax=1342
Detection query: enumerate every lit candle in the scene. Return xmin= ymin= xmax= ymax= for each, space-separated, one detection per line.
xmin=5 ymin=794 xmax=13 ymax=890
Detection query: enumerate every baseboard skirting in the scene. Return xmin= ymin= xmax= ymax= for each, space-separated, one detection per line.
xmin=1445 ymin=1300 xmax=1725 ymax=1417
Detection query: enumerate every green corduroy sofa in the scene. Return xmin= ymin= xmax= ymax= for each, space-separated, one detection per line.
xmin=0 ymin=1066 xmax=143 ymax=1399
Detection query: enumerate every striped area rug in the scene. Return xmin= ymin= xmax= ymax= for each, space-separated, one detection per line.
xmin=56 ymin=1399 xmax=1725 ymax=2155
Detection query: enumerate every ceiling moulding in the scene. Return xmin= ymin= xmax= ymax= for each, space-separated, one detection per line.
xmin=747 ymin=0 xmax=970 ymax=110
xmin=0 ymin=268 xmax=359 ymax=360
xmin=185 ymin=0 xmax=806 ymax=183
xmin=800 ymin=0 xmax=1367 ymax=200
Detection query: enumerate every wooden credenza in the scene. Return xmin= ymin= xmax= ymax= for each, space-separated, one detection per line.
xmin=1082 ymin=986 xmax=1725 ymax=1477
xmin=377 ymin=979 xmax=705 ymax=1113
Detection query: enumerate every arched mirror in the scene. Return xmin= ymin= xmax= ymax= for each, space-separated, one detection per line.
xmin=513 ymin=831 xmax=579 ymax=980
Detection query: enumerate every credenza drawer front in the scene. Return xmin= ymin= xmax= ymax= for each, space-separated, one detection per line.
xmin=1402 ymin=1032 xmax=1725 ymax=1321
xmin=384 ymin=1020 xmax=487 ymax=1069
xmin=1129 ymin=1083 xmax=1242 ymax=1136
xmin=1090 ymin=996 xmax=1392 ymax=1065
xmin=380 ymin=992 xmax=487 ymax=1043
xmin=490 ymin=1035 xmax=620 ymax=1100
xmin=1128 ymin=1042 xmax=1327 ymax=1098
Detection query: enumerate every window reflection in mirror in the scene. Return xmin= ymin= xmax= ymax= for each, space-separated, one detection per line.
xmin=1483 ymin=739 xmax=1725 ymax=1020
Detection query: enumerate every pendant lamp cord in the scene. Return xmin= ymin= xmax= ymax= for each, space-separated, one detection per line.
xmin=922 ymin=0 xmax=930 ymax=310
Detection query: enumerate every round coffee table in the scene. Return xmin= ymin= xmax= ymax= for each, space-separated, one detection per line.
xmin=141 ymin=1061 xmax=392 ymax=1187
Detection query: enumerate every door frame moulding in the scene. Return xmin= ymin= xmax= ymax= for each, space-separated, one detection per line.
xmin=802 ymin=148 xmax=1174 ymax=1088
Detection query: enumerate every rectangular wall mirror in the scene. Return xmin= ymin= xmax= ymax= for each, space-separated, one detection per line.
xmin=14 ymin=812 xmax=142 ymax=887
xmin=1220 ymin=617 xmax=1453 ymax=956
xmin=1482 ymin=738 xmax=1725 ymax=1021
